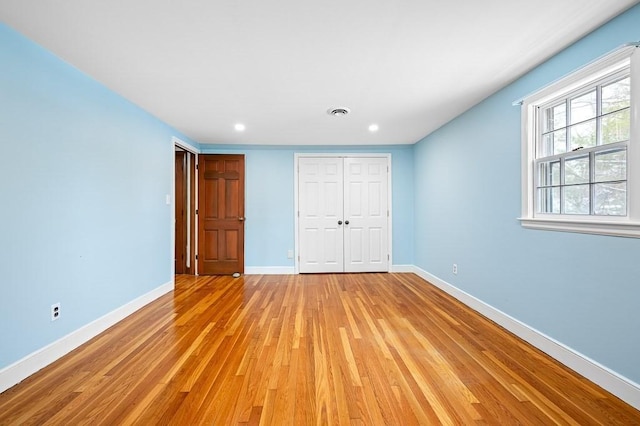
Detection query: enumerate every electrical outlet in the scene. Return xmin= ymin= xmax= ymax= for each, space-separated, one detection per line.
xmin=287 ymin=249 xmax=294 ymax=259
xmin=452 ymin=264 xmax=458 ymax=275
xmin=51 ymin=303 xmax=61 ymax=321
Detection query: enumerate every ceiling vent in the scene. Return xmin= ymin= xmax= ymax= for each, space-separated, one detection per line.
xmin=327 ymin=107 xmax=350 ymax=117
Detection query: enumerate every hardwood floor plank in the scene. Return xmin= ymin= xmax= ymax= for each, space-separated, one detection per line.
xmin=1 ymin=273 xmax=639 ymax=425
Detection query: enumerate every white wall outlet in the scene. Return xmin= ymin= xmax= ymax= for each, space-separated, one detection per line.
xmin=165 ymin=194 xmax=171 ymax=205
xmin=51 ymin=303 xmax=61 ymax=321
xmin=287 ymin=249 xmax=294 ymax=259
xmin=452 ymin=264 xmax=458 ymax=275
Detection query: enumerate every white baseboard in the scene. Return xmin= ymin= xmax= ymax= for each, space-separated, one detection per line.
xmin=244 ymin=266 xmax=295 ymax=275
xmin=390 ymin=264 xmax=415 ymax=273
xmin=246 ymin=265 xmax=414 ymax=275
xmin=0 ymin=280 xmax=174 ymax=394
xmin=409 ymin=265 xmax=640 ymax=410
xmin=245 ymin=265 xmax=413 ymax=275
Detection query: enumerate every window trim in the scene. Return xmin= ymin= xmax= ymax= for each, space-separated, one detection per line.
xmin=518 ymin=43 xmax=640 ymax=238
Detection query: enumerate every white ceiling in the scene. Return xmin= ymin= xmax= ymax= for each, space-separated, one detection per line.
xmin=1 ymin=1 xmax=638 ymax=146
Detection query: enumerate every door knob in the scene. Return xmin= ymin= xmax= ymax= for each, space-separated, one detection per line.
xmin=345 ymin=220 xmax=350 ymax=225
xmin=338 ymin=220 xmax=343 ymax=225
xmin=238 ymin=217 xmax=245 ymax=221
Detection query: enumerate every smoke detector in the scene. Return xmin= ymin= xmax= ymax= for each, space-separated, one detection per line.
xmin=327 ymin=107 xmax=350 ymax=117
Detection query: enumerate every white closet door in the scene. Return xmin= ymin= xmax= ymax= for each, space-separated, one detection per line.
xmin=343 ymin=157 xmax=389 ymax=272
xmin=298 ymin=157 xmax=344 ymax=273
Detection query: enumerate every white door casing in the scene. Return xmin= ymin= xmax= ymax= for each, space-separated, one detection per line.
xmin=296 ymin=155 xmax=390 ymax=273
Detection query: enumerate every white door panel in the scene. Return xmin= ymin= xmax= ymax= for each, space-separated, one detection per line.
xmin=344 ymin=157 xmax=389 ymax=272
xmin=298 ymin=158 xmax=344 ymax=273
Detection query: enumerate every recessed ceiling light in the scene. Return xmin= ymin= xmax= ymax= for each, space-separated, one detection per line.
xmin=327 ymin=107 xmax=350 ymax=117
xmin=234 ymin=123 xmax=246 ymax=132
xmin=368 ymin=124 xmax=379 ymax=132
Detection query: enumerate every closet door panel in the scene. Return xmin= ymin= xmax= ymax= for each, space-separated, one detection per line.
xmin=344 ymin=158 xmax=389 ymax=273
xmin=298 ymin=158 xmax=344 ymax=273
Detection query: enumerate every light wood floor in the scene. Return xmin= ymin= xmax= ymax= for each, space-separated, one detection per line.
xmin=1 ymin=273 xmax=638 ymax=425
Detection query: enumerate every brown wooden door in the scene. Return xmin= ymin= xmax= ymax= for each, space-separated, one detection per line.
xmin=198 ymin=154 xmax=245 ymax=275
xmin=174 ymin=150 xmax=187 ymax=274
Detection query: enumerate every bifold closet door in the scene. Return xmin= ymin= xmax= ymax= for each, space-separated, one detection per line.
xmin=298 ymin=157 xmax=344 ymax=273
xmin=298 ymin=156 xmax=389 ymax=273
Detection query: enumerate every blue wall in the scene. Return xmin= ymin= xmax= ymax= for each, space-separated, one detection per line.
xmin=0 ymin=24 xmax=197 ymax=369
xmin=200 ymin=145 xmax=415 ymax=267
xmin=413 ymin=5 xmax=640 ymax=383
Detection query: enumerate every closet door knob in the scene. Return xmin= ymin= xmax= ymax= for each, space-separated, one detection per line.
xmin=338 ymin=220 xmax=343 ymax=225
xmin=345 ymin=220 xmax=350 ymax=225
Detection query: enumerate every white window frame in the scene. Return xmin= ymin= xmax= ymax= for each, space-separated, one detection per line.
xmin=518 ymin=43 xmax=640 ymax=238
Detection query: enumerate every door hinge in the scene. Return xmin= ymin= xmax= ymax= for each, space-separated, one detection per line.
xmin=388 ymin=254 xmax=390 ymax=260
xmin=196 ymin=164 xmax=199 ymax=170
xmin=196 ymin=209 xmax=198 ymax=215
xmin=195 ymin=255 xmax=198 ymax=260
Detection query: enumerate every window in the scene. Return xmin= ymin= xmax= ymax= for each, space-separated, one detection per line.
xmin=518 ymin=44 xmax=640 ymax=238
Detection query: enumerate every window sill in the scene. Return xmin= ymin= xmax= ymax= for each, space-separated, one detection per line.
xmin=519 ymin=217 xmax=640 ymax=238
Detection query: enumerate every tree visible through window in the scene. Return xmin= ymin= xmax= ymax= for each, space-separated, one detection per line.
xmin=536 ymin=74 xmax=630 ymax=216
